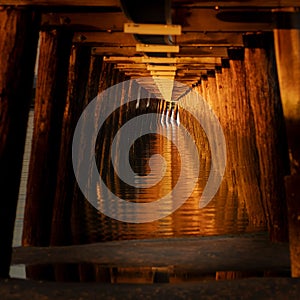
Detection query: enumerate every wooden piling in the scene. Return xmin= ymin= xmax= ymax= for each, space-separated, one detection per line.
xmin=69 ymin=55 xmax=103 ymax=245
xmin=228 ymin=54 xmax=266 ymax=229
xmin=0 ymin=7 xmax=40 ymax=277
xmin=213 ymin=58 xmax=266 ymax=229
xmin=50 ymin=45 xmax=91 ymax=246
xmin=70 ymin=62 xmax=120 ymax=244
xmin=274 ymin=8 xmax=300 ymax=277
xmin=86 ymin=56 xmax=104 ymax=105
xmin=244 ymin=33 xmax=289 ymax=242
xmin=22 ymin=28 xmax=73 ymax=247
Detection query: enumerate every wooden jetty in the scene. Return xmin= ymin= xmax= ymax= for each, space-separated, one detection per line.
xmin=0 ymin=1 xmax=300 ymax=297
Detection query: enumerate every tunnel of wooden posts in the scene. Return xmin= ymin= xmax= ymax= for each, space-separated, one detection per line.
xmin=0 ymin=1 xmax=300 ymax=279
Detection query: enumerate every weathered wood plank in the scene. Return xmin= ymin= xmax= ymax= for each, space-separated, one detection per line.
xmin=213 ymin=60 xmax=266 ymax=230
xmin=42 ymin=12 xmax=127 ymax=31
xmin=1 ymin=0 xmax=298 ymax=8
xmin=244 ymin=33 xmax=289 ymax=242
xmin=92 ymin=46 xmax=137 ymax=56
xmin=117 ymin=68 xmax=148 ymax=73
xmin=177 ymin=70 xmax=206 ymax=75
xmin=116 ymin=63 xmax=148 ymax=69
xmin=92 ymin=46 xmax=228 ymax=57
xmin=0 ymin=0 xmax=120 ymax=7
xmin=273 ymin=7 xmax=300 ymax=277
xmin=175 ymin=32 xmax=243 ymax=46
xmin=174 ymin=8 xmax=274 ymax=32
xmin=274 ymin=20 xmax=300 ymax=175
xmin=285 ymin=175 xmax=300 ymax=277
xmin=73 ymin=32 xmax=136 ymax=45
xmin=75 ymin=32 xmax=243 ymax=47
xmin=124 ymin=72 xmax=151 ymax=77
xmin=23 ymin=29 xmax=73 ymax=247
xmin=178 ymin=46 xmax=228 ymax=57
xmin=228 ymin=58 xmax=266 ymax=228
xmin=0 ymin=7 xmax=40 ymax=278
xmin=104 ymin=56 xmax=222 ymax=64
xmin=40 ymin=10 xmax=282 ymax=33
xmin=176 ymin=64 xmax=216 ymax=69
xmin=50 ymin=45 xmax=91 ymax=246
xmin=172 ymin=0 xmax=299 ymax=7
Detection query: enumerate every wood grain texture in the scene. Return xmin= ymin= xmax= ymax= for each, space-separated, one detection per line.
xmin=274 ymin=8 xmax=300 ymax=277
xmin=285 ymin=175 xmax=300 ymax=277
xmin=244 ymin=33 xmax=289 ymax=242
xmin=214 ymin=64 xmax=266 ymax=229
xmin=22 ymin=29 xmax=73 ymax=247
xmin=172 ymin=0 xmax=299 ymax=7
xmin=50 ymin=45 xmax=91 ymax=246
xmin=0 ymin=8 xmax=40 ymax=278
xmin=0 ymin=0 xmax=297 ymax=7
xmin=274 ymin=27 xmax=300 ymax=174
xmin=0 ymin=0 xmax=120 ymax=6
xmin=42 ymin=12 xmax=127 ymax=31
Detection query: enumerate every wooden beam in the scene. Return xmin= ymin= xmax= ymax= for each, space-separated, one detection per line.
xmin=74 ymin=32 xmax=244 ymax=54
xmin=124 ymin=23 xmax=181 ymax=35
xmin=3 ymin=0 xmax=298 ymax=7
xmin=147 ymin=65 xmax=177 ymax=71
xmin=116 ymin=68 xmax=147 ymax=72
xmin=136 ymin=44 xmax=180 ymax=53
xmin=177 ymin=46 xmax=228 ymax=57
xmin=174 ymin=8 xmax=274 ymax=32
xmin=92 ymin=46 xmax=137 ymax=56
xmin=176 ymin=73 xmax=203 ymax=78
xmin=176 ymin=64 xmax=216 ymax=69
xmin=141 ymin=57 xmax=222 ymax=64
xmin=150 ymin=71 xmax=176 ymax=76
xmin=94 ymin=46 xmax=227 ymax=57
xmin=175 ymin=32 xmax=243 ymax=46
xmin=152 ymin=75 xmax=175 ymax=79
xmin=116 ymin=63 xmax=147 ymax=69
xmin=103 ymin=56 xmax=143 ymax=63
xmin=115 ymin=65 xmax=215 ymax=74
xmin=42 ymin=12 xmax=128 ymax=31
xmin=104 ymin=56 xmax=222 ymax=64
xmin=0 ymin=0 xmax=121 ymax=7
xmin=124 ymin=72 xmax=150 ymax=76
xmin=73 ymin=32 xmax=137 ymax=46
xmin=177 ymin=70 xmax=206 ymax=75
xmin=41 ymin=9 xmax=287 ymax=33
xmin=172 ymin=1 xmax=300 ymax=8
xmin=75 ymin=32 xmax=243 ymax=47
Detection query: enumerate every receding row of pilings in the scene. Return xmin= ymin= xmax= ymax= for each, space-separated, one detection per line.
xmin=0 ymin=8 xmax=124 ymax=277
xmin=197 ymin=34 xmax=290 ymax=243
xmin=0 ymin=6 xmax=300 ymax=279
xmin=196 ymin=30 xmax=300 ymax=277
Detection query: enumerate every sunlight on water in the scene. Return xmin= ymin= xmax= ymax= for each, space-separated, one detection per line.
xmin=13 ymin=104 xmax=264 ymax=246
xmin=13 ymin=110 xmax=34 ymax=247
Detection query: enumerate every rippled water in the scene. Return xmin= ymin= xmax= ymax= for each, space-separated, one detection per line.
xmin=13 ymin=103 xmax=265 ymax=248
xmin=13 ymin=110 xmax=34 ymax=247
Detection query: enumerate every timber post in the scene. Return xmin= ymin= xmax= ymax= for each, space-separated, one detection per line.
xmin=0 ymin=7 xmax=40 ymax=278
xmin=273 ymin=8 xmax=300 ymax=277
xmin=214 ymin=54 xmax=266 ymax=230
xmin=22 ymin=28 xmax=74 ymax=247
xmin=244 ymin=32 xmax=289 ymax=243
xmin=227 ymin=50 xmax=266 ymax=229
xmin=50 ymin=45 xmax=91 ymax=246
